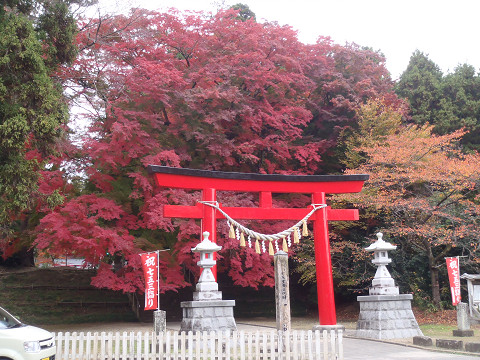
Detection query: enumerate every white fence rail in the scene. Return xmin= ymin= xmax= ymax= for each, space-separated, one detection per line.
xmin=55 ymin=329 xmax=343 ymax=360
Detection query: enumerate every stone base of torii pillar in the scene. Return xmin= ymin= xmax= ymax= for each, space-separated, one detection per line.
xmin=356 ymin=233 xmax=422 ymax=340
xmin=180 ymin=232 xmax=237 ymax=333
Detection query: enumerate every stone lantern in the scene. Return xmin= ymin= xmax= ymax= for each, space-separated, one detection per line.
xmin=356 ymin=232 xmax=422 ymax=339
xmin=365 ymin=232 xmax=399 ymax=295
xmin=192 ymin=231 xmax=222 ymax=294
xmin=180 ymin=231 xmax=236 ymax=332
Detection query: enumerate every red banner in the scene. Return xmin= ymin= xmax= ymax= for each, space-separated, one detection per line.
xmin=446 ymin=257 xmax=461 ymax=306
xmin=141 ymin=252 xmax=158 ymax=310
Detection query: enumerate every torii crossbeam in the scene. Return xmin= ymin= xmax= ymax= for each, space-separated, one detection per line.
xmin=147 ymin=165 xmax=369 ymax=326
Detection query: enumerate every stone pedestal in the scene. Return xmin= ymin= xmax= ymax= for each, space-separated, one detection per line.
xmin=154 ymin=310 xmax=166 ymax=334
xmin=313 ymin=324 xmax=345 ymax=333
xmin=180 ymin=300 xmax=236 ymax=332
xmin=453 ymin=302 xmax=474 ymax=337
xmin=356 ymin=294 xmax=423 ymax=339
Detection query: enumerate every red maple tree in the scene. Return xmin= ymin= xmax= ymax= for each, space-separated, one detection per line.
xmin=35 ymin=8 xmax=398 ymax=292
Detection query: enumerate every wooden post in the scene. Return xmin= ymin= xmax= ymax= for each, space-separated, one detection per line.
xmin=274 ymin=251 xmax=291 ymax=332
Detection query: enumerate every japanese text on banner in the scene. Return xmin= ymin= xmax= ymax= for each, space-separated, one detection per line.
xmin=446 ymin=257 xmax=461 ymax=306
xmin=141 ymin=252 xmax=158 ymax=310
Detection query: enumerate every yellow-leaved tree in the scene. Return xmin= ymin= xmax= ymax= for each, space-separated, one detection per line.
xmin=337 ymin=98 xmax=480 ymax=306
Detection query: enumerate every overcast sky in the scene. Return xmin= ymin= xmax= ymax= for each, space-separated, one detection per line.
xmin=98 ymin=0 xmax=480 ymax=80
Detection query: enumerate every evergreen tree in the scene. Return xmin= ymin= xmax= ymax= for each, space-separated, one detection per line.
xmin=397 ymin=51 xmax=480 ymax=151
xmin=0 ymin=0 xmax=78 ymax=263
xmin=395 ymin=50 xmax=443 ymax=126
xmin=437 ymin=64 xmax=480 ymax=150
xmin=230 ymin=3 xmax=256 ymax=21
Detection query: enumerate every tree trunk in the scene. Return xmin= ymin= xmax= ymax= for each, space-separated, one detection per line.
xmin=426 ymin=242 xmax=441 ymax=306
xmin=430 ymin=265 xmax=441 ymax=305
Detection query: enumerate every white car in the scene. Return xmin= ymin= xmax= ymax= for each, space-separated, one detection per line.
xmin=0 ymin=306 xmax=56 ymax=360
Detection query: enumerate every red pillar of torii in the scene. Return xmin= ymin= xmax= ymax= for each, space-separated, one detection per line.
xmin=147 ymin=166 xmax=369 ymax=326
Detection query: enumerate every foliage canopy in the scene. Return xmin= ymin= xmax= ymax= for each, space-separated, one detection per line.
xmin=33 ymin=7 xmax=397 ymax=292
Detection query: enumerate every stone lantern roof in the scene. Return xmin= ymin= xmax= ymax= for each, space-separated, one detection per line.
xmin=192 ymin=231 xmax=222 ymax=253
xmin=365 ymin=232 xmax=396 ymax=252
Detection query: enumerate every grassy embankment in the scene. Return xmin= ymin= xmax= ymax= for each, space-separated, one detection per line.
xmin=0 ymin=267 xmax=136 ymax=325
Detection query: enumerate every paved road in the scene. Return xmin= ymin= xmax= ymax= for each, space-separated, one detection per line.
xmin=344 ymin=337 xmax=480 ymax=359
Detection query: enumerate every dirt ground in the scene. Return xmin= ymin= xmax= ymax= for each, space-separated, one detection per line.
xmin=40 ymin=316 xmax=342 ymax=333
xmin=38 ymin=302 xmax=459 ymax=333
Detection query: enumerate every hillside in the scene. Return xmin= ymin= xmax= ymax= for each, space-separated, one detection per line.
xmin=0 ymin=266 xmax=315 ymax=325
xmin=0 ymin=267 xmax=136 ymax=325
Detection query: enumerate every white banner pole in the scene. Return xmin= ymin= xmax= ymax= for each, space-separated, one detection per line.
xmin=157 ymin=250 xmax=160 ymax=311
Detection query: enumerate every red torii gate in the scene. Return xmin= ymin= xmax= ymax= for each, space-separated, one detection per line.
xmin=148 ymin=165 xmax=369 ymax=326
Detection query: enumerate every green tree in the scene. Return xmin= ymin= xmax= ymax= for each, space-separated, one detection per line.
xmin=0 ymin=0 xmax=79 ymax=263
xmin=341 ymin=97 xmax=404 ymax=169
xmin=37 ymin=0 xmax=78 ymax=68
xmin=396 ymin=51 xmax=480 ymax=151
xmin=436 ymin=64 xmax=480 ymax=150
xmin=395 ymin=50 xmax=443 ymax=126
xmin=230 ymin=3 xmax=256 ymax=21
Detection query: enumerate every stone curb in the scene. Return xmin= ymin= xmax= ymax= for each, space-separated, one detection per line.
xmin=465 ymin=342 xmax=480 ymax=353
xmin=413 ymin=334 xmax=480 ymax=354
xmin=412 ymin=335 xmax=432 ymax=347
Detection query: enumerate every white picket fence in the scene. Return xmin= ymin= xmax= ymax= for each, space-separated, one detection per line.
xmin=55 ymin=329 xmax=343 ymax=360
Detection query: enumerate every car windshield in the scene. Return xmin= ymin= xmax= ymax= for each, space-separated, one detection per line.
xmin=0 ymin=307 xmax=23 ymax=329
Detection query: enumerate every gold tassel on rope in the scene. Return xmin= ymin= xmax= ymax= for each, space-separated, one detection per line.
xmin=255 ymin=239 xmax=261 ymax=254
xmin=268 ymin=241 xmax=274 ymax=255
xmin=282 ymin=237 xmax=288 ymax=252
xmin=229 ymin=223 xmax=235 ymax=239
xmin=302 ymin=220 xmax=308 ymax=237
xmin=293 ymin=227 xmax=299 ymax=243
xmin=240 ymin=232 xmax=246 ymax=247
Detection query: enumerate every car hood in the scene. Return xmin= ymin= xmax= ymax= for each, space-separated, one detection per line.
xmin=0 ymin=324 xmax=54 ymax=341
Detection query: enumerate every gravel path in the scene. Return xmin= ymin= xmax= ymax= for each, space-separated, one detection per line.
xmin=40 ymin=316 xmax=332 ymax=333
